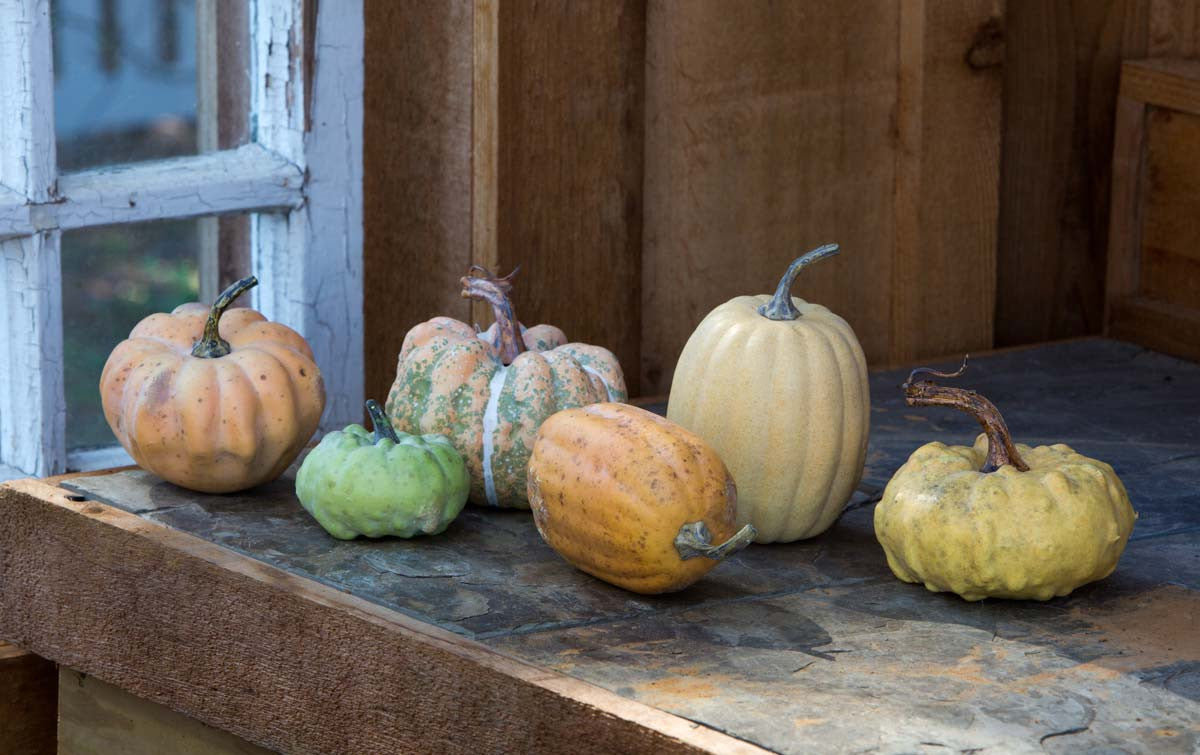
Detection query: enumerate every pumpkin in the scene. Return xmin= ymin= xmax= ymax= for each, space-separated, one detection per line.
xmin=874 ymin=360 xmax=1137 ymax=601
xmin=386 ymin=266 xmax=627 ymax=508
xmin=667 ymin=245 xmax=869 ymax=543
xmin=527 ymin=403 xmax=756 ymax=594
xmin=99 ymin=276 xmax=325 ymax=493
xmin=295 ymin=400 xmax=469 ymax=539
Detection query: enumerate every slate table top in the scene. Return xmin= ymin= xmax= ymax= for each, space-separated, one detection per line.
xmin=64 ymin=338 xmax=1200 ymax=754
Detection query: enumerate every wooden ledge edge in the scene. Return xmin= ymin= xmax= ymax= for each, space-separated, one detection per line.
xmin=0 ymin=477 xmax=768 ymax=755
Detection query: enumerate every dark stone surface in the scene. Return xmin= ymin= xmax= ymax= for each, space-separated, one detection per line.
xmin=65 ymin=339 xmax=1200 ymax=753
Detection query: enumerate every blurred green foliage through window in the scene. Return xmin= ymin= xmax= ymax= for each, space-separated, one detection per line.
xmin=62 ymin=222 xmax=200 ymax=450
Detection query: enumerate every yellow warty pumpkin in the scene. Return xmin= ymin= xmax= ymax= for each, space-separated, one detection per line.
xmin=874 ymin=361 xmax=1137 ymax=601
xmin=527 ymin=403 xmax=756 ymax=594
xmin=667 ymin=245 xmax=869 ymax=543
xmin=100 ymin=276 xmax=325 ymax=493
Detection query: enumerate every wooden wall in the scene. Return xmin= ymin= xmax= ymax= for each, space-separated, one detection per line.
xmin=996 ymin=0 xmax=1200 ymax=347
xmin=364 ymin=0 xmax=1200 ymax=401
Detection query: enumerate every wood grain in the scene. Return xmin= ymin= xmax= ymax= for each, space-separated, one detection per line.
xmin=476 ymin=0 xmax=646 ymax=395
xmin=1104 ymin=93 xmax=1149 ymax=308
xmin=1109 ymin=295 xmax=1200 ymax=361
xmin=1140 ymin=107 xmax=1200 ymax=307
xmin=641 ymin=0 xmax=1002 ymax=392
xmin=993 ymin=0 xmax=1200 ymax=347
xmin=0 ymin=479 xmax=765 ymax=755
xmin=1105 ymin=58 xmax=1200 ymax=361
xmin=1122 ymin=58 xmax=1200 ymax=113
xmin=642 ymin=0 xmax=902 ymax=391
xmin=59 ymin=668 xmax=274 ymax=755
xmin=363 ymin=0 xmax=474 ymax=410
xmin=891 ymin=0 xmax=1004 ymax=365
xmin=0 ymin=642 xmax=55 ymax=755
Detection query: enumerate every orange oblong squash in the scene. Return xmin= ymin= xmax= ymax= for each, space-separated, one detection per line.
xmin=527 ymin=403 xmax=756 ymax=594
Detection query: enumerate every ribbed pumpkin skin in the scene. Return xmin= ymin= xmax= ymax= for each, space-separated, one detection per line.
xmin=667 ymin=295 xmax=869 ymax=543
xmin=100 ymin=304 xmax=325 ymax=493
xmin=387 ymin=318 xmax=627 ymax=508
xmin=527 ymin=403 xmax=739 ymax=594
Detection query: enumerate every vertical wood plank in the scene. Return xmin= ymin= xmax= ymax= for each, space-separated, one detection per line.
xmin=642 ymin=0 xmax=902 ymax=393
xmin=481 ymin=0 xmax=646 ymax=395
xmin=1105 ymin=93 xmax=1149 ymax=313
xmin=891 ymin=0 xmax=1004 ymax=364
xmin=994 ymin=0 xmax=1180 ymax=347
xmin=197 ymin=0 xmax=252 ymax=302
xmin=362 ymin=0 xmax=474 ymax=407
xmin=471 ymin=0 xmax=501 ymax=329
xmin=0 ymin=644 xmax=55 ymax=755
xmin=1139 ymin=107 xmax=1200 ymax=306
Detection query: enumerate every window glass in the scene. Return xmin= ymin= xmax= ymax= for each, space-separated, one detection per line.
xmin=61 ymin=219 xmax=202 ymax=450
xmin=52 ymin=0 xmax=248 ymax=172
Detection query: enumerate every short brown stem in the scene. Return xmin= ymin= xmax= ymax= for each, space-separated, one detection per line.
xmin=902 ymin=357 xmax=1029 ymax=473
xmin=190 ymin=275 xmax=257 ymax=358
xmin=461 ymin=267 xmax=523 ymax=365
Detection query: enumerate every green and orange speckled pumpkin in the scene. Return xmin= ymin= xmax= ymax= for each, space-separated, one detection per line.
xmin=386 ymin=267 xmax=627 ymax=508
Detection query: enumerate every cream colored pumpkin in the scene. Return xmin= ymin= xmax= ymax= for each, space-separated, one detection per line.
xmin=667 ymin=245 xmax=869 ymax=543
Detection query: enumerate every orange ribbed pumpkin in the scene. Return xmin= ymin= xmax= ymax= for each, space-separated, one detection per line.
xmin=527 ymin=403 xmax=756 ymax=594
xmin=99 ymin=276 xmax=325 ymax=493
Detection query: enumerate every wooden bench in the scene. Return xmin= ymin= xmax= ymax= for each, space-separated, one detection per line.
xmin=1 ymin=339 xmax=1197 ymax=753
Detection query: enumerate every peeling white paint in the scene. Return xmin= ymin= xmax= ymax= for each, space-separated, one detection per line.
xmin=301 ymin=0 xmax=364 ymax=430
xmin=0 ymin=145 xmax=303 ymax=239
xmin=0 ymin=0 xmax=62 ymax=477
xmin=0 ymin=233 xmax=65 ymax=477
xmin=0 ymin=0 xmax=55 ymax=201
xmin=253 ymin=0 xmax=363 ymax=431
xmin=0 ymin=0 xmax=364 ymax=475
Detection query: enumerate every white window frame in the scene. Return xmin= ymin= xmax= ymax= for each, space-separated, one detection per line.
xmin=0 ymin=0 xmax=363 ymax=479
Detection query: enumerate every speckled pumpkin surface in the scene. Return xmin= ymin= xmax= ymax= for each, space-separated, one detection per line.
xmin=527 ymin=403 xmax=755 ymax=595
xmin=876 ymin=435 xmax=1136 ymax=601
xmin=99 ymin=277 xmax=325 ymax=493
xmin=668 ymin=246 xmax=869 ymax=543
xmin=386 ymin=268 xmax=626 ymax=508
xmin=874 ymin=363 xmax=1137 ymax=601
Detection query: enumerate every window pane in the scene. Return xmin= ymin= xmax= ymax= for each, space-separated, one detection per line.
xmin=53 ymin=0 xmax=249 ymax=172
xmin=61 ymin=220 xmax=201 ymax=450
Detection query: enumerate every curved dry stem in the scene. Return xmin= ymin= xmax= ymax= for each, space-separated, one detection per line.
xmin=757 ymin=244 xmax=840 ymax=321
xmin=902 ymin=358 xmax=1029 ymax=473
xmin=675 ymin=521 xmax=757 ymax=561
xmin=191 ymin=276 xmax=257 ymax=358
xmin=461 ymin=266 xmax=524 ymax=365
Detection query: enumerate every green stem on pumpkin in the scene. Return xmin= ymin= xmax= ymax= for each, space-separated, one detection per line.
xmin=190 ymin=276 xmax=258 ymax=358
xmin=674 ymin=521 xmax=757 ymax=561
xmin=365 ymin=400 xmax=400 ymax=444
xmin=461 ymin=266 xmax=524 ymax=366
xmin=757 ymin=244 xmax=840 ymax=321
xmin=902 ymin=356 xmax=1030 ymax=473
